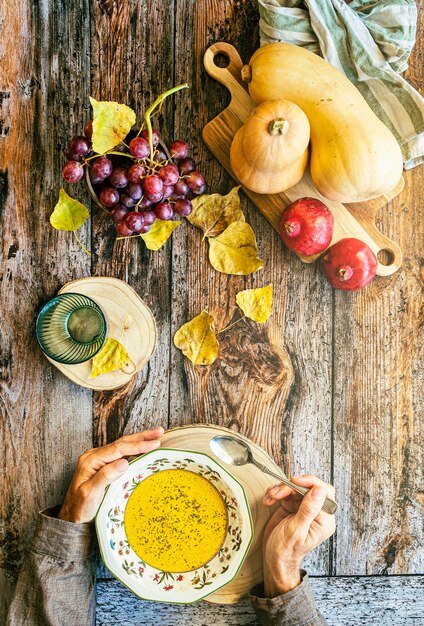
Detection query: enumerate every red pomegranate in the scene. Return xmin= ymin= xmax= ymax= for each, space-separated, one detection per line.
xmin=279 ymin=197 xmax=334 ymax=256
xmin=320 ymin=238 xmax=377 ymax=291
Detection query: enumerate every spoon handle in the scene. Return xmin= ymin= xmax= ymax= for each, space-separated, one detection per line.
xmin=254 ymin=462 xmax=338 ymax=515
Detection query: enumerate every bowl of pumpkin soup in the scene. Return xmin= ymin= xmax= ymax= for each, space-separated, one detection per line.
xmin=95 ymin=448 xmax=253 ymax=603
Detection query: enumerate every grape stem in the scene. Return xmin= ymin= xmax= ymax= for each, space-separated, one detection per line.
xmin=144 ymin=83 xmax=189 ymax=165
xmin=116 ymin=233 xmax=144 ymax=241
xmin=104 ymin=151 xmax=134 ymax=159
xmin=83 ymin=150 xmax=133 ymax=164
xmin=135 ymin=121 xmax=146 ymax=137
xmin=73 ymin=230 xmax=90 ymax=255
xmin=133 ymin=195 xmax=144 ymax=210
xmin=84 ymin=154 xmax=100 ymax=162
xmin=97 ymin=203 xmax=110 ymax=215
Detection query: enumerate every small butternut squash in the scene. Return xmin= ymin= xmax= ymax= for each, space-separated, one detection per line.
xmin=230 ymin=99 xmax=310 ymax=194
xmin=241 ymin=43 xmax=403 ymax=203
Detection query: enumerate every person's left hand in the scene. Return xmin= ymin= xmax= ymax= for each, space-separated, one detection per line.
xmin=58 ymin=427 xmax=165 ymax=523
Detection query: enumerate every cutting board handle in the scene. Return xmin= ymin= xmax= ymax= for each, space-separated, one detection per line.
xmin=204 ymin=42 xmax=250 ymax=103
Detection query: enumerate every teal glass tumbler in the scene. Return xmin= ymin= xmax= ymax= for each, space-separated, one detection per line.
xmin=36 ymin=293 xmax=107 ymax=365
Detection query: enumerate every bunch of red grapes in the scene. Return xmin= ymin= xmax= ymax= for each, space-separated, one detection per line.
xmin=62 ymin=121 xmax=207 ymax=237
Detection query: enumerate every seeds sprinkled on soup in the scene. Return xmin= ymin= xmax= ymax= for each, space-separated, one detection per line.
xmin=124 ymin=469 xmax=228 ymax=572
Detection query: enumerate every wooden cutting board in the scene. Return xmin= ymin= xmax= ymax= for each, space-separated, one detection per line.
xmin=45 ymin=277 xmax=157 ymax=391
xmin=202 ymin=42 xmax=404 ymax=277
xmin=160 ymin=424 xmax=281 ymax=605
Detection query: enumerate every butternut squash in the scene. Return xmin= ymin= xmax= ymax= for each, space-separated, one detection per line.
xmin=241 ymin=43 xmax=403 ymax=203
xmin=230 ymin=99 xmax=310 ymax=194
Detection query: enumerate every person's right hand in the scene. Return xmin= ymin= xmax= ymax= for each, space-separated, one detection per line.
xmin=262 ymin=475 xmax=336 ymax=597
xmin=58 ymin=427 xmax=165 ymax=524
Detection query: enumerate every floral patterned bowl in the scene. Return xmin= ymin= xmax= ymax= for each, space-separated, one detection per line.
xmin=95 ymin=448 xmax=253 ymax=603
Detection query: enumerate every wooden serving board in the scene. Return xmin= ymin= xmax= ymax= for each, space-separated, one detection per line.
xmin=161 ymin=424 xmax=281 ymax=605
xmin=45 ymin=277 xmax=157 ymax=391
xmin=203 ymin=42 xmax=404 ymax=277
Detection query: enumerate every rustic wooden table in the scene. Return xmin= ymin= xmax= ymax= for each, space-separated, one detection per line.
xmin=1 ymin=2 xmax=423 ymax=625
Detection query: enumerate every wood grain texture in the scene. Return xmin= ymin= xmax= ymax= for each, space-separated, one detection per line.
xmin=169 ymin=0 xmax=293 ymax=464
xmin=169 ymin=0 xmax=332 ymax=576
xmin=96 ymin=576 xmax=424 ymax=626
xmin=89 ymin=0 xmax=175 ymax=444
xmin=331 ymin=13 xmax=424 ymax=575
xmin=202 ymin=42 xmax=404 ymax=277
xmin=332 ymin=164 xmax=424 ymax=575
xmin=0 ymin=2 xmax=423 ymax=624
xmin=0 ymin=0 xmax=92 ymax=617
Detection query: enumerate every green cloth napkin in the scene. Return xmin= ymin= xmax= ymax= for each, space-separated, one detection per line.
xmin=258 ymin=0 xmax=424 ymax=169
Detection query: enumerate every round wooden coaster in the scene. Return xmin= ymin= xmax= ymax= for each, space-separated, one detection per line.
xmin=45 ymin=277 xmax=157 ymax=391
xmin=161 ymin=424 xmax=281 ymax=605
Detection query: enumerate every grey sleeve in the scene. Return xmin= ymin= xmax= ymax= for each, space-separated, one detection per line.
xmin=6 ymin=508 xmax=96 ymax=626
xmin=250 ymin=571 xmax=328 ymax=626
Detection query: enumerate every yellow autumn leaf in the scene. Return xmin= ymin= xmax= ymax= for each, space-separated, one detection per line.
xmin=50 ymin=189 xmax=89 ymax=231
xmin=173 ymin=311 xmax=219 ymax=365
xmin=89 ymin=338 xmax=131 ymax=378
xmin=188 ymin=186 xmax=245 ymax=238
xmin=236 ymin=285 xmax=273 ymax=323
xmin=90 ymin=97 xmax=136 ymax=154
xmin=208 ymin=222 xmax=263 ymax=275
xmin=141 ymin=219 xmax=181 ymax=251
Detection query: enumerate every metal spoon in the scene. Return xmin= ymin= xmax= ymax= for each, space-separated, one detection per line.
xmin=210 ymin=435 xmax=337 ymax=515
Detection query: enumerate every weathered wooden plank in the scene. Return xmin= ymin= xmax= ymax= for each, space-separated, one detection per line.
xmin=332 ymin=19 xmax=424 ymax=575
xmin=1 ymin=7 xmax=422 ymax=626
xmin=89 ymin=0 xmax=175 ymax=444
xmin=0 ymin=0 xmax=92 ymax=620
xmin=169 ymin=0 xmax=333 ymax=575
xmin=96 ymin=576 xmax=424 ymax=625
xmin=89 ymin=0 xmax=177 ymax=580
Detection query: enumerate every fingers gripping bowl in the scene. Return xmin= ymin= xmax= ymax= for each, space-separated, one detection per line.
xmin=95 ymin=449 xmax=253 ymax=603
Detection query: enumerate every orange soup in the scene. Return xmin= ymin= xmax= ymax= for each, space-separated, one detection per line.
xmin=124 ymin=469 xmax=228 ymax=572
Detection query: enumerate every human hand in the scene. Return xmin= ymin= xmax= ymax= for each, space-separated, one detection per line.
xmin=58 ymin=427 xmax=165 ymax=523
xmin=262 ymin=475 xmax=336 ymax=597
